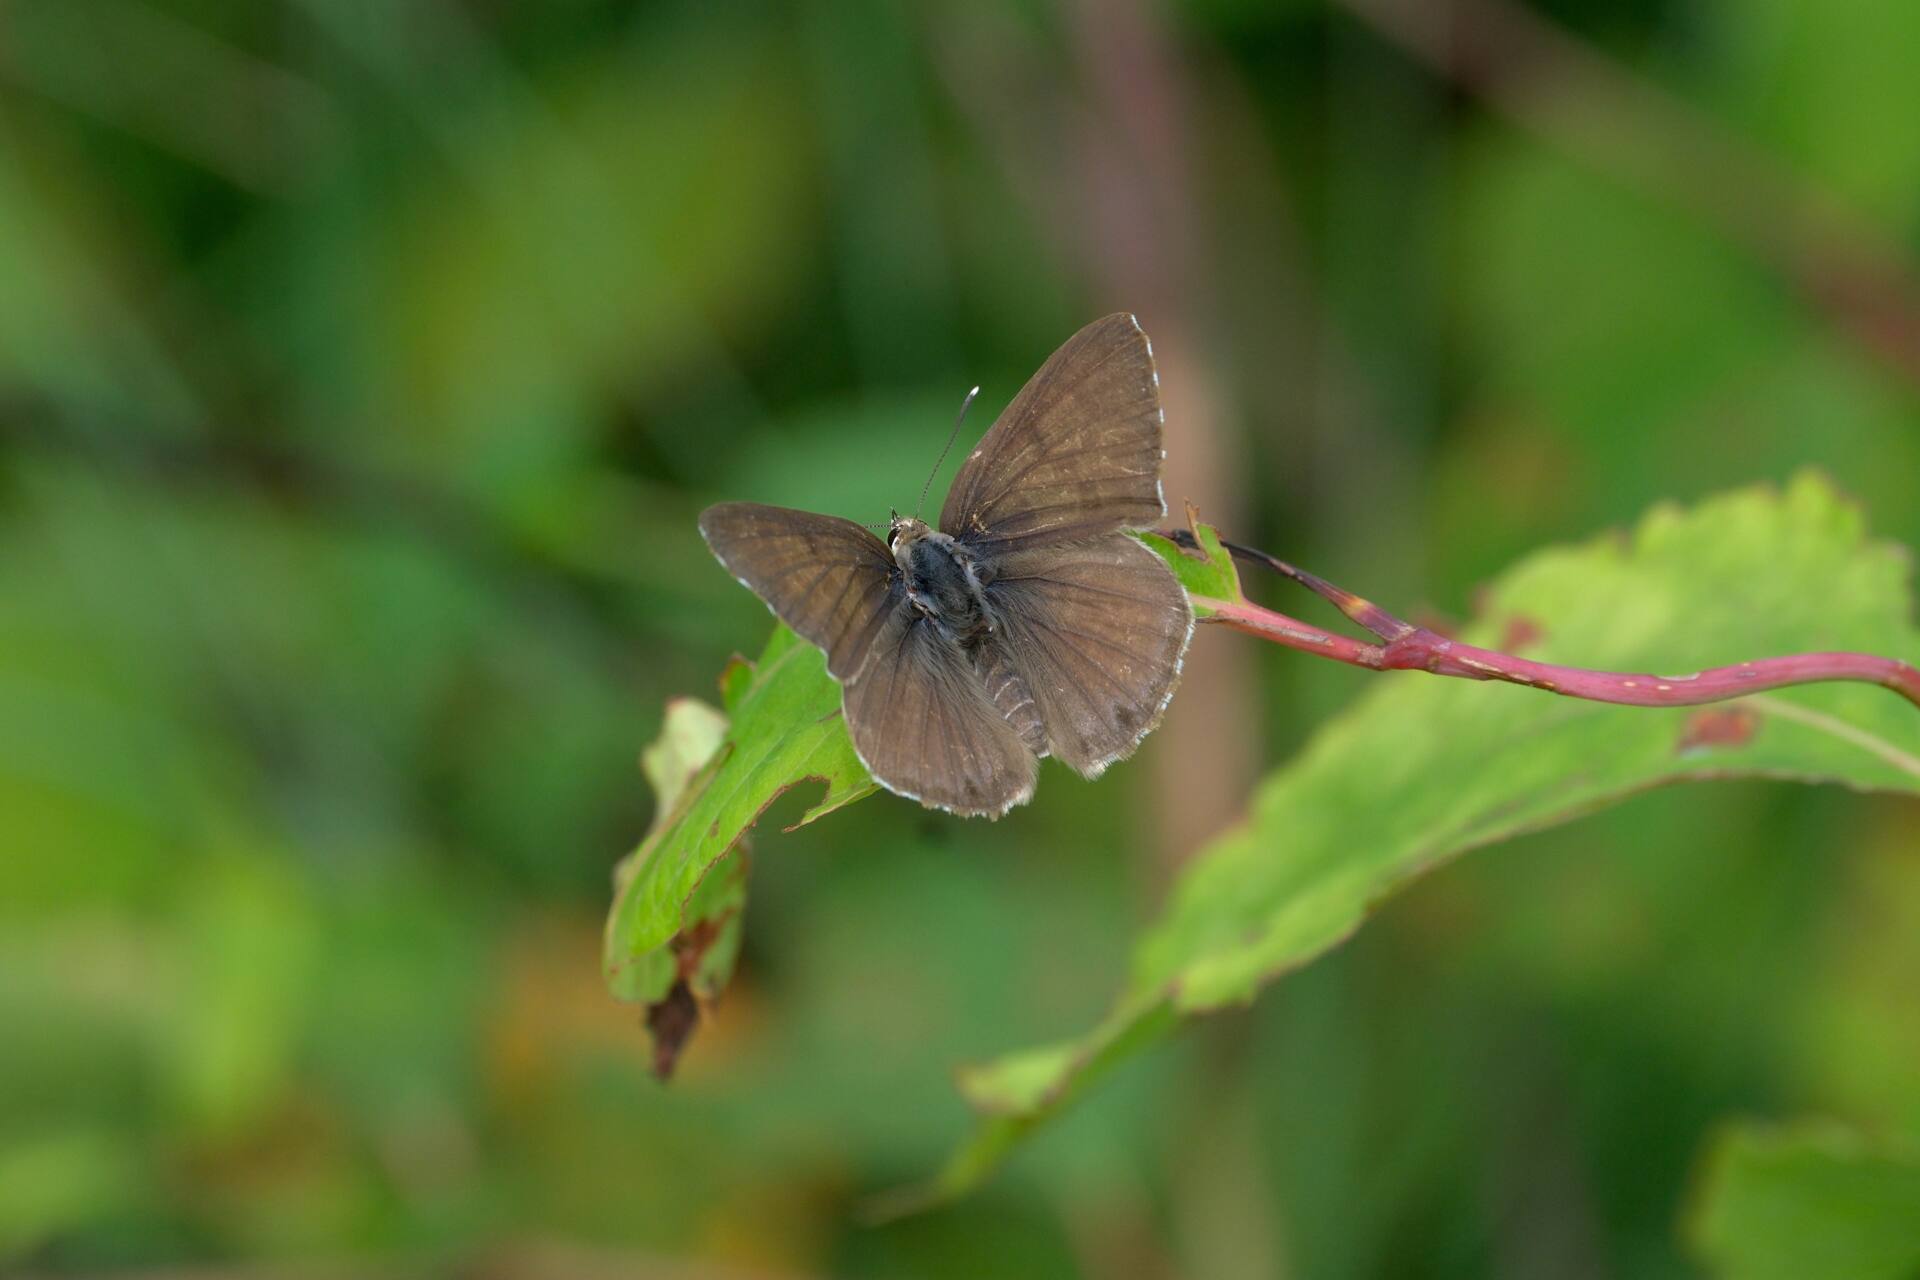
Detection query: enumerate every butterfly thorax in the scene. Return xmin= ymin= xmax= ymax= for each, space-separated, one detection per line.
xmin=891 ymin=518 xmax=993 ymax=648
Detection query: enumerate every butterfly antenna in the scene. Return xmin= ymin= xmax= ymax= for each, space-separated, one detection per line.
xmin=917 ymin=385 xmax=979 ymax=519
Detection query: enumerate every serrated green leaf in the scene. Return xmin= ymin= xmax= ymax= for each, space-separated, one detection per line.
xmin=604 ymin=626 xmax=877 ymax=1026
xmin=910 ymin=473 xmax=1920 ymax=1205
xmin=1686 ymin=1121 xmax=1920 ymax=1280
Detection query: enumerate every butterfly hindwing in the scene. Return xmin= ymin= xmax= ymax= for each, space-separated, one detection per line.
xmin=939 ymin=313 xmax=1166 ymax=552
xmin=841 ymin=606 xmax=1039 ymax=817
xmin=984 ymin=535 xmax=1192 ymax=776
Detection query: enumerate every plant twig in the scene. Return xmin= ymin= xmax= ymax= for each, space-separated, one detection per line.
xmin=1164 ymin=530 xmax=1920 ymax=713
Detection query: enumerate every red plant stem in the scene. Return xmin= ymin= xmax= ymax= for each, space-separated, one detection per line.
xmin=1171 ymin=533 xmax=1920 ymax=714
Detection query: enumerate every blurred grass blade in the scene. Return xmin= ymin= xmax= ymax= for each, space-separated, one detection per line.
xmin=906 ymin=473 xmax=1920 ymax=1207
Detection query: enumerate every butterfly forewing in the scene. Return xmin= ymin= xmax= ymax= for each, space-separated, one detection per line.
xmin=939 ymin=313 xmax=1165 ymax=551
xmin=697 ymin=503 xmax=900 ymax=680
xmin=984 ymin=536 xmax=1191 ymax=775
xmin=841 ymin=608 xmax=1038 ymax=817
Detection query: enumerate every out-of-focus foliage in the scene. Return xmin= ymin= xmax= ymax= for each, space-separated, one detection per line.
xmin=1686 ymin=1122 xmax=1920 ymax=1280
xmin=3 ymin=0 xmax=1918 ymax=1275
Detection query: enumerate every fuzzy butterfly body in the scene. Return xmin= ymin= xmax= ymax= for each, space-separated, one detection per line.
xmin=698 ymin=313 xmax=1193 ymax=817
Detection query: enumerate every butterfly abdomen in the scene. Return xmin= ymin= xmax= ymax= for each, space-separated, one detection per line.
xmin=976 ymin=639 xmax=1048 ymax=754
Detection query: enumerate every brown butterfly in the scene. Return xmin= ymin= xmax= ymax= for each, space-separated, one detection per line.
xmin=698 ymin=313 xmax=1192 ymax=817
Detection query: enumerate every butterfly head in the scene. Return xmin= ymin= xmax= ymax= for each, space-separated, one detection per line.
xmin=888 ymin=509 xmax=931 ymax=546
xmin=888 ymin=508 xmax=932 ymax=541
xmin=888 ymin=510 xmax=943 ymax=575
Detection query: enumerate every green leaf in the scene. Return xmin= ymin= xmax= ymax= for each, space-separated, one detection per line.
xmin=1686 ymin=1121 xmax=1920 ymax=1280
xmin=1136 ymin=522 xmax=1243 ymax=615
xmin=907 ymin=473 xmax=1920 ymax=1207
xmin=603 ymin=626 xmax=877 ymax=1068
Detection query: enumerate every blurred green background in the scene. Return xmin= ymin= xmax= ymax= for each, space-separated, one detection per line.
xmin=3 ymin=0 xmax=1918 ymax=1275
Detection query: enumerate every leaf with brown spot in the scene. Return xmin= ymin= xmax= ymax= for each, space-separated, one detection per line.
xmin=604 ymin=626 xmax=878 ymax=1065
xmin=1679 ymin=705 xmax=1764 ymax=754
xmin=645 ymin=980 xmax=702 ymax=1080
